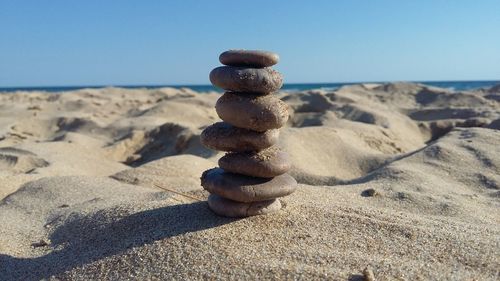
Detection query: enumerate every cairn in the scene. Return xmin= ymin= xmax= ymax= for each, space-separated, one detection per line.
xmin=200 ymin=50 xmax=297 ymax=218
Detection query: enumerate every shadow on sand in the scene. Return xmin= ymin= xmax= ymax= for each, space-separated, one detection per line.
xmin=0 ymin=201 xmax=235 ymax=280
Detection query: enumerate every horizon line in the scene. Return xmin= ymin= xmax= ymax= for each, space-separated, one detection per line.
xmin=1 ymin=79 xmax=499 ymax=90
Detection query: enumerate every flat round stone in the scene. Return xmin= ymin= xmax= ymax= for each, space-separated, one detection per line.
xmin=219 ymin=50 xmax=279 ymax=68
xmin=200 ymin=122 xmax=279 ymax=152
xmin=216 ymin=92 xmax=289 ymax=132
xmin=209 ymin=66 xmax=283 ymax=94
xmin=219 ymin=147 xmax=291 ymax=178
xmin=208 ymin=194 xmax=281 ymax=218
xmin=201 ymin=168 xmax=297 ymax=202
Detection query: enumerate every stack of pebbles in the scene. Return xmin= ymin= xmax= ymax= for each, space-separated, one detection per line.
xmin=200 ymin=50 xmax=297 ymax=217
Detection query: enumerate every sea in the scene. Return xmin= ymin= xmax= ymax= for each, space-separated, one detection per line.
xmin=0 ymin=80 xmax=498 ymax=93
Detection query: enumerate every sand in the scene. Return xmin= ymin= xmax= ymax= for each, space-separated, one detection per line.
xmin=0 ymin=83 xmax=499 ymax=280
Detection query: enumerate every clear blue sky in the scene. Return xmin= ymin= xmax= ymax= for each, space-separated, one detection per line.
xmin=1 ymin=0 xmax=499 ymax=87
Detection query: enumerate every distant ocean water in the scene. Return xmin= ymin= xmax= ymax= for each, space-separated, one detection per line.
xmin=0 ymin=80 xmax=498 ymax=93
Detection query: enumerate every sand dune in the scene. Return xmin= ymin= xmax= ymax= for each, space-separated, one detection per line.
xmin=0 ymin=83 xmax=499 ymax=279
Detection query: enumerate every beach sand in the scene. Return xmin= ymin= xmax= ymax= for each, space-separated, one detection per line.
xmin=0 ymin=83 xmax=499 ymax=280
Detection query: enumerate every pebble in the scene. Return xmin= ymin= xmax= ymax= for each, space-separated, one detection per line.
xmin=219 ymin=147 xmax=291 ymax=178
xmin=215 ymin=92 xmax=289 ymax=132
xmin=201 ymin=168 xmax=297 ymax=202
xmin=200 ymin=122 xmax=279 ymax=152
xmin=207 ymin=194 xmax=281 ymax=218
xmin=31 ymin=240 xmax=49 ymax=248
xmin=209 ymin=66 xmax=283 ymax=94
xmin=362 ymin=188 xmax=379 ymax=197
xmin=219 ymin=50 xmax=279 ymax=67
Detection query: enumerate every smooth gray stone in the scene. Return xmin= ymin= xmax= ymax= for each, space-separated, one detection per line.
xmin=219 ymin=147 xmax=291 ymax=178
xmin=215 ymin=92 xmax=289 ymax=132
xmin=219 ymin=50 xmax=279 ymax=67
xmin=209 ymin=66 xmax=283 ymax=94
xmin=201 ymin=168 xmax=297 ymax=202
xmin=207 ymin=194 xmax=281 ymax=218
xmin=200 ymin=122 xmax=279 ymax=152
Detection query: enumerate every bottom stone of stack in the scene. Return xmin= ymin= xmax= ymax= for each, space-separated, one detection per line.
xmin=208 ymin=194 xmax=281 ymax=218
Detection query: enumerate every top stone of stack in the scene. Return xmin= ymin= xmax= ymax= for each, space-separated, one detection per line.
xmin=210 ymin=50 xmax=283 ymax=94
xmin=219 ymin=50 xmax=279 ymax=68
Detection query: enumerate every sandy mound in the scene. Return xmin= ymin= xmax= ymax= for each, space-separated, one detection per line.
xmin=280 ymin=126 xmax=390 ymax=185
xmin=0 ymin=87 xmax=219 ymax=147
xmin=0 ymin=83 xmax=499 ymax=279
xmin=0 ymin=176 xmax=173 ymax=258
xmin=348 ymin=128 xmax=500 ymax=217
xmin=0 ymin=147 xmax=49 ymax=173
xmin=0 ymin=128 xmax=498 ymax=280
xmin=0 ymin=139 xmax=128 ymax=200
xmin=0 ymin=87 xmax=220 ymax=198
xmin=2 ymin=82 xmax=497 ymax=186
